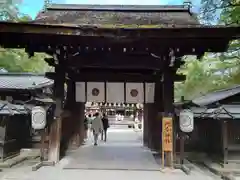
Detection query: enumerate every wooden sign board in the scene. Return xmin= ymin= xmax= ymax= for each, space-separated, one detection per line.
xmin=162 ymin=117 xmax=173 ymax=152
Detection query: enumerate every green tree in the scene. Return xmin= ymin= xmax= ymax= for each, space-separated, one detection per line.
xmin=0 ymin=1 xmax=51 ymax=73
xmin=175 ymin=55 xmax=240 ymax=101
xmin=175 ymin=0 xmax=240 ymax=101
xmin=0 ymin=0 xmax=22 ymax=21
xmin=0 ymin=48 xmax=51 ymax=73
xmin=200 ymin=0 xmax=239 ymax=58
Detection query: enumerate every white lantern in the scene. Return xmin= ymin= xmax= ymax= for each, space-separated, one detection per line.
xmin=31 ymin=106 xmax=47 ymax=130
xmin=179 ymin=109 xmax=194 ymax=133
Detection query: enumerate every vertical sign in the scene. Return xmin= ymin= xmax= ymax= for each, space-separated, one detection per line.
xmin=162 ymin=117 xmax=173 ymax=152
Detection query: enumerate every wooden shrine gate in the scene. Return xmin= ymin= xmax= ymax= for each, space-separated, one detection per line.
xmin=0 ymin=4 xmax=239 ymax=167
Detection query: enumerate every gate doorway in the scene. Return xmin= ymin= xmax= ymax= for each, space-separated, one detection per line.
xmin=62 ymin=103 xmax=160 ymax=171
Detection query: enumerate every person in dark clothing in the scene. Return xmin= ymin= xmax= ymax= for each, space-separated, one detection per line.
xmin=101 ymin=113 xmax=109 ymax=142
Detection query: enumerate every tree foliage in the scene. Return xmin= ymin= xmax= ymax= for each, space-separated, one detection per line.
xmin=0 ymin=0 xmax=50 ymax=73
xmin=175 ymin=0 xmax=240 ymax=101
xmin=175 ymin=55 xmax=240 ymax=101
xmin=0 ymin=48 xmax=51 ymax=73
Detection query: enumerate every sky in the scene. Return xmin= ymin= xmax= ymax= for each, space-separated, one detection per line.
xmin=18 ymin=0 xmax=201 ymax=19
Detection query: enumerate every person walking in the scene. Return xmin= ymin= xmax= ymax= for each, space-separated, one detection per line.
xmin=101 ymin=113 xmax=109 ymax=142
xmin=91 ymin=112 xmax=103 ymax=146
xmin=87 ymin=114 xmax=92 ymax=138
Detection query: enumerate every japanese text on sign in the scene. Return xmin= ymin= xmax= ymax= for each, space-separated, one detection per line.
xmin=162 ymin=117 xmax=173 ymax=152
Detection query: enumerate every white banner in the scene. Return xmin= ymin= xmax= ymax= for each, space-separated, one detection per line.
xmin=76 ymin=82 xmax=86 ymax=102
xmin=87 ymin=82 xmax=105 ymax=102
xmin=145 ymin=83 xmax=155 ymax=103
xmin=106 ymin=82 xmax=124 ymax=103
xmin=126 ymin=83 xmax=144 ymax=103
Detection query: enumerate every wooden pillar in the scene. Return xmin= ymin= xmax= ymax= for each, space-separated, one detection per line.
xmin=48 ymin=71 xmax=65 ymax=163
xmin=48 ymin=48 xmax=65 ymax=163
xmin=68 ymin=103 xmax=85 ymax=148
xmin=63 ymin=81 xmax=85 ymax=150
xmin=151 ymin=81 xmax=163 ymax=152
xmin=179 ymin=130 xmax=185 ymax=164
xmin=162 ymin=68 xmax=174 ymax=167
xmin=147 ymin=103 xmax=155 ymax=150
xmin=143 ymin=104 xmax=149 ymax=146
xmin=74 ymin=102 xmax=85 ymax=147
xmin=222 ymin=120 xmax=228 ymax=166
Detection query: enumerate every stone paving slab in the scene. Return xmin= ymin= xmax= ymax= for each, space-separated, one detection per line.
xmin=0 ymin=149 xmax=40 ymax=168
xmin=63 ymin=127 xmax=160 ymax=171
xmin=63 ymin=145 xmax=160 ymax=170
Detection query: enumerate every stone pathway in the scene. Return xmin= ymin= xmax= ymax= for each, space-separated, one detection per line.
xmin=0 ymin=125 xmax=223 ymax=180
xmin=63 ymin=126 xmax=160 ymax=171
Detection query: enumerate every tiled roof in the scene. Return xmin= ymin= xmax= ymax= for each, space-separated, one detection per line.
xmin=190 ymin=105 xmax=240 ymax=119
xmin=0 ymin=101 xmax=28 ymax=115
xmin=192 ymin=85 xmax=240 ymax=107
xmin=0 ymin=73 xmax=54 ymax=91
xmin=34 ymin=4 xmax=200 ymax=28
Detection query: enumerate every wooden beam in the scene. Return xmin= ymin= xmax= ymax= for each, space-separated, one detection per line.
xmin=46 ymin=71 xmax=185 ymax=82
xmin=174 ymin=74 xmax=186 ymax=82
xmin=0 ymin=33 xmax=231 ymax=55
xmin=66 ymin=53 xmax=163 ymax=70
xmin=27 ymin=43 xmax=222 ymax=56
xmin=70 ymin=72 xmax=157 ymax=82
xmin=0 ymin=22 xmax=239 ymax=40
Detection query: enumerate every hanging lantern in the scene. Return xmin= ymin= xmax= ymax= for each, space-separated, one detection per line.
xmin=31 ymin=106 xmax=47 ymax=130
